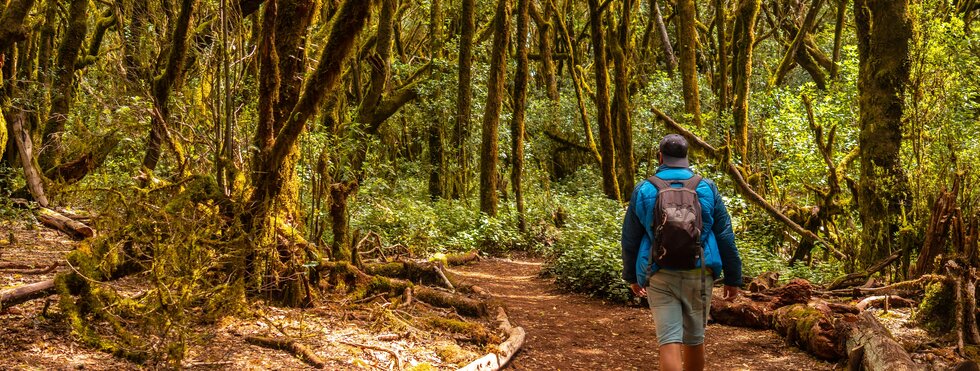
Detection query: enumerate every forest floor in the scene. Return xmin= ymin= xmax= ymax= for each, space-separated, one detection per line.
xmin=0 ymin=217 xmax=961 ymax=370
xmin=450 ymin=256 xmax=836 ymax=370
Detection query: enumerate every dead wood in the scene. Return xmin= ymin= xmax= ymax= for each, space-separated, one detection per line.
xmin=0 ymin=278 xmax=55 ymax=311
xmin=773 ymin=302 xmax=842 ymax=359
xmin=825 ymin=274 xmax=946 ymax=297
xmin=0 ymin=262 xmax=61 ymax=275
xmin=446 ymin=250 xmax=481 ymax=266
xmin=363 ymin=259 xmax=455 ymax=290
xmin=747 ymin=271 xmax=780 ymax=292
xmin=712 ymin=278 xmax=815 ymax=328
xmin=828 ymin=250 xmax=903 ymax=290
xmin=414 ymin=286 xmax=486 ymax=317
xmin=320 ymin=261 xmax=485 ymax=316
xmin=911 ymin=181 xmax=959 ymax=278
xmin=35 ymin=207 xmax=95 ymax=239
xmin=855 ymin=295 xmax=915 ymax=311
xmin=838 ymin=311 xmax=917 ymax=370
xmin=338 ymin=340 xmax=402 ymax=370
xmin=458 ymin=306 xmax=526 ymax=371
xmin=11 ymin=113 xmax=49 ymax=207
xmin=244 ymin=335 xmax=325 ymax=369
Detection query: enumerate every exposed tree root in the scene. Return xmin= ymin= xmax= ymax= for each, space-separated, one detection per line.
xmin=458 ymin=306 xmax=526 ymax=371
xmin=244 ymin=335 xmax=326 ymax=369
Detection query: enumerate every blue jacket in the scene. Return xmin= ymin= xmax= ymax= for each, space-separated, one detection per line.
xmin=621 ymin=165 xmax=742 ymax=287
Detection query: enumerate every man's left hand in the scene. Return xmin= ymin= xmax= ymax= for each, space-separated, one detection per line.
xmin=722 ymin=285 xmax=740 ymax=301
xmin=630 ymin=283 xmax=646 ymax=297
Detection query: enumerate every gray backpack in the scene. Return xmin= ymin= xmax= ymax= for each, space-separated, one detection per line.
xmin=647 ymin=175 xmax=704 ymax=271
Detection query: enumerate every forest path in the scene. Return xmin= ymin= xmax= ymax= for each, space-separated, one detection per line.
xmin=450 ymin=257 xmax=834 ymax=371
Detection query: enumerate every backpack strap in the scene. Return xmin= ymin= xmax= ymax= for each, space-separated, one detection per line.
xmin=647 ymin=176 xmax=671 ymax=191
xmin=682 ymin=174 xmax=703 ymax=191
xmin=648 ymin=174 xmax=702 ymax=191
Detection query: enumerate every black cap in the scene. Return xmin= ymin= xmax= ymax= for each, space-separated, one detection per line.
xmin=659 ymin=134 xmax=689 ymax=167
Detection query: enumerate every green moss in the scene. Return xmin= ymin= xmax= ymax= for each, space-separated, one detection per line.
xmin=426 ymin=316 xmax=497 ymax=345
xmin=914 ymin=281 xmax=955 ymax=334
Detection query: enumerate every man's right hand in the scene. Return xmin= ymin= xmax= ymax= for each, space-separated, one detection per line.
xmin=630 ymin=283 xmax=647 ymax=297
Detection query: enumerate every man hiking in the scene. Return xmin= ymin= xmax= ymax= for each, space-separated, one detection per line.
xmin=621 ymin=134 xmax=743 ymax=371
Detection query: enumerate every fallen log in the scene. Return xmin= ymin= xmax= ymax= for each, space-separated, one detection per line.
xmin=457 ymin=307 xmax=526 ymax=371
xmin=415 ymin=286 xmax=486 ymax=317
xmin=838 ymin=311 xmax=917 ymax=370
xmin=446 ymin=250 xmax=481 ymax=266
xmin=36 ymin=207 xmax=95 ymax=239
xmin=773 ymin=302 xmax=842 ymax=359
xmin=0 ymin=262 xmax=61 ymax=275
xmin=825 ymin=274 xmax=946 ymax=297
xmin=711 ymin=278 xmax=814 ymax=328
xmin=0 ymin=279 xmax=56 ymax=311
xmin=364 ymin=259 xmax=455 ymax=290
xmin=855 ymin=295 xmax=916 ymax=311
xmin=244 ymin=335 xmax=325 ymax=369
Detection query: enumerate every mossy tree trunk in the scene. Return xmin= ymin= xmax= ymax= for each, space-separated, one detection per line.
xmin=141 ymin=0 xmax=197 ymax=173
xmin=38 ymin=0 xmax=88 ymax=171
xmin=731 ymin=0 xmax=759 ymax=162
xmin=330 ymin=0 xmax=420 ymax=260
xmin=427 ymin=0 xmax=446 ymax=200
xmin=716 ymin=0 xmax=729 ymax=111
xmin=588 ymin=0 xmax=621 ymax=202
xmin=512 ymin=0 xmax=529 ymax=231
xmin=454 ymin=0 xmax=476 ymax=200
xmin=677 ymin=0 xmax=702 ymax=127
xmin=853 ymin=0 xmax=912 ymax=266
xmin=479 ymin=0 xmax=510 ymax=217
xmin=0 ymin=0 xmax=36 ymax=52
xmin=535 ymin=0 xmax=559 ymax=102
xmin=653 ymin=0 xmax=677 ymax=76
xmin=612 ymin=0 xmax=635 ymax=200
xmin=245 ymin=0 xmax=370 ymax=306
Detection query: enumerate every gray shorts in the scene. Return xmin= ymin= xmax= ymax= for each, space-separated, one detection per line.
xmin=646 ymin=269 xmax=712 ymax=346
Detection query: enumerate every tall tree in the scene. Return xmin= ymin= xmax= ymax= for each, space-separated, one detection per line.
xmin=854 ymin=0 xmax=912 ymax=265
xmin=677 ymin=0 xmax=702 ymax=126
xmin=455 ymin=0 xmax=476 ymax=199
xmin=612 ymin=0 xmax=636 ymax=199
xmin=427 ymin=0 xmax=446 ymax=200
xmin=512 ymin=0 xmax=530 ymax=231
xmin=480 ymin=0 xmax=511 ymax=216
xmin=38 ymin=0 xmax=88 ymax=170
xmin=141 ymin=0 xmax=198 ymax=173
xmin=589 ymin=0 xmax=622 ymax=201
xmin=716 ymin=0 xmax=729 ymax=110
xmin=245 ymin=0 xmax=370 ymax=305
xmin=731 ymin=0 xmax=760 ymax=161
xmin=652 ymin=0 xmax=677 ymax=75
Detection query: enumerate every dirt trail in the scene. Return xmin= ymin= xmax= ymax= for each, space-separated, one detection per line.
xmin=451 ymin=257 xmax=834 ymax=371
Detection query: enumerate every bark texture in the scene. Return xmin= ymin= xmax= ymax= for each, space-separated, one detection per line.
xmin=479 ymin=0 xmax=511 ymax=216
xmin=677 ymin=0 xmax=702 ymax=126
xmin=588 ymin=0 xmax=621 ymax=201
xmin=731 ymin=0 xmax=760 ymax=162
xmin=854 ymin=0 xmax=912 ymax=265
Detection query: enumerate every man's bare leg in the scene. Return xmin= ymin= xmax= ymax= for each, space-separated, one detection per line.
xmin=682 ymin=343 xmax=705 ymax=371
xmin=658 ymin=343 xmax=683 ymax=371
